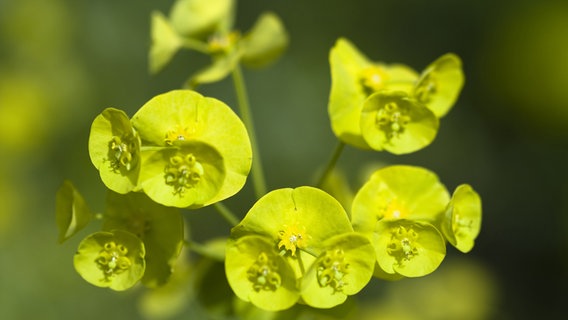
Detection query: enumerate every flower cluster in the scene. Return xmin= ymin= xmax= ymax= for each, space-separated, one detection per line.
xmin=329 ymin=38 xmax=464 ymax=154
xmin=55 ymin=0 xmax=483 ymax=315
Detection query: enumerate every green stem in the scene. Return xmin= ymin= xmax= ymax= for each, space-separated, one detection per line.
xmin=213 ymin=202 xmax=240 ymax=227
xmin=180 ymin=38 xmax=210 ymax=53
xmin=232 ymin=64 xmax=267 ymax=198
xmin=315 ymin=141 xmax=346 ymax=187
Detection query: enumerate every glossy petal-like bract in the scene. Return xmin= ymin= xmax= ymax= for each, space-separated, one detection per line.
xmin=169 ymin=0 xmax=234 ymax=38
xmin=413 ymin=53 xmax=464 ymax=118
xmin=88 ymin=108 xmax=141 ymax=194
xmin=442 ymin=184 xmax=482 ymax=253
xmin=360 ymin=91 xmax=439 ymax=154
xmin=375 ymin=219 xmax=446 ymax=278
xmin=301 ymin=232 xmax=375 ymax=309
xmin=240 ymin=12 xmax=289 ymax=69
xmin=55 ymin=180 xmax=92 ymax=243
xmin=102 ymin=191 xmax=184 ymax=288
xmin=131 ymin=90 xmax=252 ymax=208
xmin=74 ymin=230 xmax=145 ymax=291
xmin=328 ymin=38 xmax=418 ymax=149
xmin=352 ymin=165 xmax=450 ymax=233
xmin=149 ymin=11 xmax=183 ymax=74
xmin=226 ymin=235 xmax=299 ymax=311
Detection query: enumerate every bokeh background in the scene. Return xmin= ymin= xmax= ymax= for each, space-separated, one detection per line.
xmin=1 ymin=0 xmax=567 ymax=319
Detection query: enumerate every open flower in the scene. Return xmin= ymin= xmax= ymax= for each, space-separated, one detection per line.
xmin=131 ymin=90 xmax=251 ymax=208
xmin=226 ymin=186 xmax=375 ymax=310
xmin=88 ymin=108 xmax=141 ymax=194
xmin=328 ymin=38 xmax=419 ymax=149
xmin=74 ymin=230 xmax=146 ymax=291
xmin=441 ymin=184 xmax=482 ymax=253
xmin=102 ymin=191 xmax=184 ymax=288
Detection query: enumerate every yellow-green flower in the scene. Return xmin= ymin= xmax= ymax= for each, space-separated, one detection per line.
xmin=74 ymin=230 xmax=145 ymax=291
xmin=88 ymin=108 xmax=141 ymax=194
xmin=328 ymin=38 xmax=419 ymax=149
xmin=227 ymin=187 xmax=375 ymax=310
xmin=131 ymin=90 xmax=251 ymax=208
xmin=102 ymin=191 xmax=184 ymax=288
xmin=441 ymin=184 xmax=482 ymax=253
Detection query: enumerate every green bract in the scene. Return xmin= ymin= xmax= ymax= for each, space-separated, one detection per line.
xmin=375 ymin=219 xmax=446 ymax=277
xmin=413 ymin=53 xmax=464 ymax=118
xmin=240 ymin=12 xmax=289 ymax=69
xmin=301 ymin=232 xmax=375 ymax=308
xmin=74 ymin=230 xmax=145 ymax=291
xmin=149 ymin=11 xmax=183 ymax=74
xmin=442 ymin=184 xmax=482 ymax=253
xmin=131 ymin=90 xmax=252 ymax=208
xmin=328 ymin=38 xmax=419 ymax=149
xmin=102 ymin=191 xmax=184 ymax=288
xmin=88 ymin=108 xmax=141 ymax=194
xmin=226 ymin=235 xmax=299 ymax=311
xmin=227 ymin=187 xmax=375 ymax=310
xmin=169 ymin=0 xmax=235 ymax=38
xmin=55 ymin=180 xmax=92 ymax=243
xmin=351 ymin=165 xmax=450 ymax=231
xmin=360 ymin=91 xmax=439 ymax=154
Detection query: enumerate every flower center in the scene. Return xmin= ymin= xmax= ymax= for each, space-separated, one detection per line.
xmin=360 ymin=65 xmax=389 ymax=92
xmin=247 ymin=252 xmax=281 ymax=292
xmin=108 ymin=133 xmax=138 ymax=171
xmin=387 ymin=226 xmax=419 ymax=265
xmin=317 ymin=249 xmax=349 ymax=292
xmin=278 ymin=223 xmax=309 ymax=256
xmin=375 ymin=101 xmax=411 ymax=140
xmin=379 ymin=199 xmax=408 ymax=220
xmin=414 ymin=74 xmax=437 ymax=104
xmin=164 ymin=153 xmax=204 ymax=195
xmin=96 ymin=241 xmax=132 ymax=280
xmin=208 ymin=31 xmax=240 ymax=54
xmin=165 ymin=126 xmax=193 ymax=145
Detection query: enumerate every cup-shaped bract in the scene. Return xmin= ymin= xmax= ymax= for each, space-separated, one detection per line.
xmin=375 ymin=219 xmax=446 ymax=278
xmin=226 ymin=235 xmax=300 ymax=311
xmin=240 ymin=12 xmax=289 ymax=69
xmin=328 ymin=38 xmax=418 ymax=149
xmin=89 ymin=108 xmax=141 ymax=194
xmin=351 ymin=165 xmax=450 ymax=233
xmin=413 ymin=53 xmax=464 ymax=118
xmin=55 ymin=180 xmax=92 ymax=243
xmin=301 ymin=232 xmax=375 ymax=309
xmin=131 ymin=90 xmax=252 ymax=208
xmin=102 ymin=191 xmax=184 ymax=288
xmin=169 ymin=0 xmax=235 ymax=39
xmin=442 ymin=184 xmax=482 ymax=253
xmin=360 ymin=91 xmax=439 ymax=154
xmin=231 ymin=187 xmax=353 ymax=262
xmin=74 ymin=230 xmax=146 ymax=291
xmin=149 ymin=11 xmax=183 ymax=74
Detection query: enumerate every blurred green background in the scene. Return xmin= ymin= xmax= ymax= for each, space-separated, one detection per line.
xmin=1 ymin=0 xmax=567 ymax=319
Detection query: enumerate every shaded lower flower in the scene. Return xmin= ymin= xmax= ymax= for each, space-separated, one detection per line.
xmin=74 ymin=230 xmax=145 ymax=291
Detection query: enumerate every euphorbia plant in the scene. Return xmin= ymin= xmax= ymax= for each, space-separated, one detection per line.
xmin=56 ymin=0 xmax=482 ymax=317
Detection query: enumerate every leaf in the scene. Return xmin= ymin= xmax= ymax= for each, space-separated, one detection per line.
xmin=55 ymin=180 xmax=92 ymax=243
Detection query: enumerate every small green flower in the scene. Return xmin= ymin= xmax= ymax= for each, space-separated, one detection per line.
xmin=328 ymin=38 xmax=419 ymax=149
xmin=360 ymin=91 xmax=439 ymax=154
xmin=301 ymin=232 xmax=375 ymax=309
xmin=351 ymin=165 xmax=450 ymax=233
xmin=88 ymin=108 xmax=141 ymax=194
xmin=441 ymin=184 xmax=482 ymax=253
xmin=131 ymin=90 xmax=251 ymax=208
xmin=102 ymin=191 xmax=184 ymax=288
xmin=55 ymin=180 xmax=92 ymax=243
xmin=225 ymin=235 xmax=299 ymax=311
xmin=74 ymin=230 xmax=145 ymax=291
xmin=375 ymin=219 xmax=446 ymax=278
xmin=240 ymin=12 xmax=289 ymax=69
xmin=149 ymin=11 xmax=183 ymax=74
xmin=413 ymin=53 xmax=464 ymax=118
